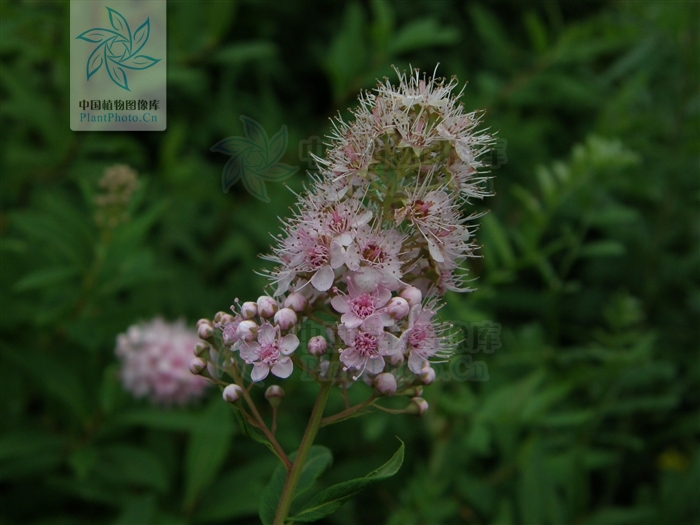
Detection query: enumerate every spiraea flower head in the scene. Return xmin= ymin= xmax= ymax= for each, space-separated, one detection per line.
xmin=209 ymin=66 xmax=493 ymax=389
xmin=115 ymin=318 xmax=209 ymax=406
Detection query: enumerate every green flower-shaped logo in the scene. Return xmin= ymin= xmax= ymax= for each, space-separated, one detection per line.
xmin=76 ymin=7 xmax=161 ymax=91
xmin=211 ymin=116 xmax=299 ymax=203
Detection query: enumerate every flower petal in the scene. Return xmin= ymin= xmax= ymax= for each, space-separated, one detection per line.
xmin=251 ymin=363 xmax=270 ymax=382
xmin=279 ymin=334 xmax=299 ymax=355
xmin=271 ymin=357 xmax=293 ymax=378
xmin=311 ymin=265 xmax=334 ymax=291
xmin=366 ymin=355 xmax=386 ymax=375
xmin=408 ymin=351 xmax=425 ymax=374
xmin=331 ymin=294 xmax=349 ymax=313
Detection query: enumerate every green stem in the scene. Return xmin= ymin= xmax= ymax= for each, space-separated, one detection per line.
xmin=273 ymin=380 xmax=332 ymax=525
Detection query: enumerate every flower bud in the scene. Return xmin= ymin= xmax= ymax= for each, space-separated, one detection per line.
xmin=420 ymin=364 xmax=436 ymax=385
xmin=274 ymin=308 xmax=298 ymax=330
xmin=284 ymin=292 xmax=307 ymax=312
xmin=218 ymin=313 xmax=235 ymax=325
xmin=241 ymin=301 xmax=258 ymax=319
xmin=193 ymin=341 xmax=209 ymax=357
xmin=386 ymin=297 xmax=410 ymax=320
xmin=375 ymin=373 xmax=397 ymax=396
xmin=197 ymin=318 xmax=213 ymax=329
xmin=257 ymin=296 xmax=278 ymax=318
xmin=213 ymin=311 xmax=227 ymax=324
xmin=265 ymin=385 xmax=285 ymax=408
xmin=197 ymin=323 xmax=214 ymax=339
xmin=222 ymin=384 xmax=243 ymax=403
xmin=399 ymin=286 xmax=422 ymax=307
xmin=236 ymin=320 xmax=258 ymax=342
xmin=307 ymin=335 xmax=328 ymax=357
xmin=407 ymin=397 xmax=429 ymax=416
xmin=189 ymin=357 xmax=207 ymax=375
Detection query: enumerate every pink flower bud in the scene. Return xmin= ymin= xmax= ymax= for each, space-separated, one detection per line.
xmin=189 ymin=357 xmax=207 ymax=375
xmin=265 ymin=385 xmax=285 ymax=408
xmin=241 ymin=301 xmax=258 ymax=319
xmin=420 ymin=364 xmax=436 ymax=385
xmin=399 ymin=286 xmax=422 ymax=307
xmin=196 ymin=318 xmax=213 ymax=329
xmin=407 ymin=397 xmax=429 ymax=416
xmin=375 ymin=373 xmax=397 ymax=396
xmin=284 ymin=292 xmax=307 ymax=312
xmin=218 ymin=313 xmax=235 ymax=325
xmin=193 ymin=342 xmax=209 ymax=357
xmin=222 ymin=384 xmax=243 ymax=403
xmin=386 ymin=297 xmax=410 ymax=320
xmin=197 ymin=323 xmax=214 ymax=339
xmin=257 ymin=296 xmax=278 ymax=318
xmin=274 ymin=308 xmax=298 ymax=330
xmin=236 ymin=320 xmax=258 ymax=341
xmin=307 ymin=335 xmax=328 ymax=356
xmin=213 ymin=311 xmax=228 ymax=324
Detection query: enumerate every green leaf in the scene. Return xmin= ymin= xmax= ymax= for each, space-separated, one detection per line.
xmin=388 ymin=19 xmax=459 ymax=55
xmin=95 ymin=445 xmax=169 ymax=492
xmin=3 ymin=347 xmax=89 ymax=421
xmin=113 ymin=408 xmax=201 ymax=432
xmin=183 ymin=400 xmax=236 ymax=511
xmin=259 ymin=446 xmax=333 ymax=525
xmin=288 ymin=439 xmax=404 ymax=522
xmin=212 ymin=41 xmax=277 ymax=65
xmin=196 ymin=457 xmax=277 ymax=522
xmin=13 ymin=266 xmax=81 ymax=291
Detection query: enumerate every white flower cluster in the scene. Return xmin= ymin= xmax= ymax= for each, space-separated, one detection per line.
xmin=196 ymin=67 xmax=494 ymax=398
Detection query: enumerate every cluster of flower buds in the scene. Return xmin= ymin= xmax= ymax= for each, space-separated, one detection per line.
xmin=115 ymin=318 xmax=209 ymax=405
xmin=94 ymin=164 xmax=140 ymax=229
xmin=195 ymin=67 xmax=495 ymax=416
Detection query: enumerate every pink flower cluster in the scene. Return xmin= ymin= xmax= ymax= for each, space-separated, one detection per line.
xmin=197 ymin=67 xmax=494 ymax=398
xmin=116 ymin=318 xmax=209 ymax=405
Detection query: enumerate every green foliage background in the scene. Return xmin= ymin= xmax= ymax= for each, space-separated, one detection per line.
xmin=1 ymin=1 xmax=698 ymax=524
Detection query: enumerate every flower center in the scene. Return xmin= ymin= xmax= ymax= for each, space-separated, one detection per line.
xmin=408 ymin=325 xmax=431 ymax=349
xmin=259 ymin=342 xmax=281 ymax=365
xmin=328 ymin=209 xmax=348 ymax=234
xmin=412 ymin=200 xmax=432 ymax=218
xmin=354 ymin=332 xmax=378 ymax=358
xmin=349 ymin=293 xmax=375 ymax=319
xmin=362 ymin=242 xmax=387 ymax=265
xmin=306 ymin=244 xmax=329 ymax=268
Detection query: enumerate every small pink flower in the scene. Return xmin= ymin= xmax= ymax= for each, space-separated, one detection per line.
xmin=240 ymin=323 xmax=299 ymax=381
xmin=331 ymin=276 xmax=392 ymax=328
xmin=338 ymin=315 xmax=401 ymax=378
xmin=400 ymin=304 xmax=441 ymax=374
xmin=344 ymin=226 xmax=405 ymax=291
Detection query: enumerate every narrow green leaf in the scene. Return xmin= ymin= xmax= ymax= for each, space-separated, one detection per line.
xmin=259 ymin=446 xmax=333 ymax=525
xmin=288 ymin=439 xmax=404 ymax=522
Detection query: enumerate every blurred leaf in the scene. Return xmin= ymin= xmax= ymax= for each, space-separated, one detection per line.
xmin=196 ymin=456 xmax=277 ymax=522
xmin=183 ymin=400 xmax=236 ymax=511
xmin=388 ymin=19 xmax=459 ymax=55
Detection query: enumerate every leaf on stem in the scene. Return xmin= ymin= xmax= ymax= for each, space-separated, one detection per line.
xmin=288 ymin=438 xmax=404 ymax=522
xmin=259 ymin=446 xmax=333 ymax=525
